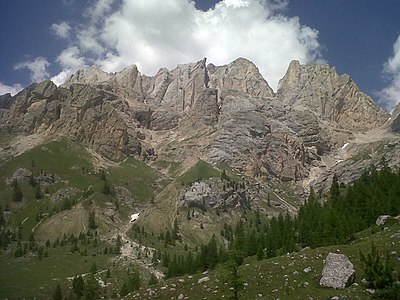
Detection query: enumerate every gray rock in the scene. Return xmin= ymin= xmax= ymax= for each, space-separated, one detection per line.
xmin=51 ymin=187 xmax=80 ymax=203
xmin=376 ymin=215 xmax=391 ymax=226
xmin=197 ymin=276 xmax=210 ymax=284
xmin=277 ymin=60 xmax=388 ymax=131
xmin=178 ymin=294 xmax=184 ymax=300
xmin=319 ymin=253 xmax=355 ymax=289
xmin=8 ymin=168 xmax=32 ymax=184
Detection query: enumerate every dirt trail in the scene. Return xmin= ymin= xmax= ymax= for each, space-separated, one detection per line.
xmin=112 ymin=218 xmax=164 ymax=279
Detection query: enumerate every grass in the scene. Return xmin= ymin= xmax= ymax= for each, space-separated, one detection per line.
xmin=151 ymin=160 xmax=182 ymax=176
xmin=0 ymin=139 xmax=95 ymax=204
xmin=107 ymin=157 xmax=164 ymax=203
xmin=0 ymin=138 xmax=167 ymax=236
xmin=179 ymin=160 xmax=220 ymax=186
xmin=0 ymin=238 xmax=117 ymax=299
xmin=126 ymin=222 xmax=400 ymax=300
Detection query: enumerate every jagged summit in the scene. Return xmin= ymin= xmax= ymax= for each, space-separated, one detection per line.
xmin=278 ymin=60 xmax=389 ymax=131
xmin=0 ymin=57 xmax=398 ymax=188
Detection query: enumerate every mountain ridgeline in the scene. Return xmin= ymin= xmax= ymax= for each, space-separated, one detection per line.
xmin=0 ymin=58 xmax=394 ymax=185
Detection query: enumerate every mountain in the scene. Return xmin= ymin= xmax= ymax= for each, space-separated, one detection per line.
xmin=0 ymin=58 xmax=395 ymax=186
xmin=1 ymin=58 xmax=400 ymax=299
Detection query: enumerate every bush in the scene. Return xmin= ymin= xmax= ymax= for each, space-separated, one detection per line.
xmin=360 ymin=244 xmax=400 ymax=298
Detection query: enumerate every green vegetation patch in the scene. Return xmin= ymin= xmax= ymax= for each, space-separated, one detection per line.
xmin=179 ymin=160 xmax=220 ymax=186
xmin=107 ymin=157 xmax=164 ymax=203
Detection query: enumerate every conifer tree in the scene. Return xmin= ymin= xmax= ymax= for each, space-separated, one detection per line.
xmin=88 ymin=211 xmax=97 ymax=229
xmin=11 ymin=179 xmax=23 ymax=202
xmin=72 ymin=275 xmax=85 ymax=298
xmin=52 ymin=283 xmax=62 ymax=300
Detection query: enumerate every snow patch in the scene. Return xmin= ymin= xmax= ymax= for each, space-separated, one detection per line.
xmin=130 ymin=213 xmax=140 ymax=223
xmin=334 ymin=159 xmax=344 ymax=166
xmin=341 ymin=143 xmax=349 ymax=150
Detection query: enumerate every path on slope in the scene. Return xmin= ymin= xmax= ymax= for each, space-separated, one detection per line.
xmin=113 ymin=217 xmax=164 ymax=279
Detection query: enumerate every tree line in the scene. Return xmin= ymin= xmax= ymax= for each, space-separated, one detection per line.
xmin=161 ymin=165 xmax=400 ymax=278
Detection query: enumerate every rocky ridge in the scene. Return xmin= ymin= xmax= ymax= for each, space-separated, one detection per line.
xmin=0 ymin=57 xmax=398 ymax=193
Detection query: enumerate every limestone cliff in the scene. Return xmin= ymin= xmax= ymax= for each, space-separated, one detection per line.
xmin=0 ymin=58 xmax=396 ymax=190
xmin=277 ymin=60 xmax=389 ymax=131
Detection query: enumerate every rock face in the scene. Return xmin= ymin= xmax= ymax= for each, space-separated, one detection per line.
xmin=376 ymin=215 xmax=391 ymax=226
xmin=277 ymin=60 xmax=388 ymax=131
xmin=180 ymin=178 xmax=247 ymax=209
xmin=0 ymin=57 xmax=395 ymax=191
xmin=207 ymin=57 xmax=274 ymax=99
xmin=319 ymin=253 xmax=355 ymax=289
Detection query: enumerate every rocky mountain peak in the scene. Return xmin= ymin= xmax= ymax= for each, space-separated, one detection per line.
xmin=207 ymin=57 xmax=274 ymax=99
xmin=277 ymin=61 xmax=389 ymax=131
xmin=64 ymin=65 xmax=109 ymax=87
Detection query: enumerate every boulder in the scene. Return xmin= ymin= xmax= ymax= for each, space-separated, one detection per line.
xmin=9 ymin=168 xmax=32 ymax=183
xmin=197 ymin=276 xmax=210 ymax=284
xmin=376 ymin=215 xmax=391 ymax=226
xmin=319 ymin=253 xmax=355 ymax=289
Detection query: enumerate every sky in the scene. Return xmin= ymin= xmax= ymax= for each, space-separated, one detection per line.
xmin=0 ymin=0 xmax=399 ymax=111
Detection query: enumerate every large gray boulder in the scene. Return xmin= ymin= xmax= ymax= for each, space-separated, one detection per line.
xmin=376 ymin=215 xmax=391 ymax=226
xmin=319 ymin=253 xmax=355 ymax=289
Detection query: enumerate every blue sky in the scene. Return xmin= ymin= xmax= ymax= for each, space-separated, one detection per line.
xmin=0 ymin=0 xmax=399 ymax=110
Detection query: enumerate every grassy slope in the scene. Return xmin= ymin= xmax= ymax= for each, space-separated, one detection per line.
xmin=0 ymin=245 xmax=115 ymax=299
xmin=135 ymin=159 xmax=222 ymax=241
xmin=0 ymin=138 xmax=163 ymax=235
xmin=125 ymin=222 xmax=400 ymax=300
xmin=0 ymin=138 xmax=166 ymax=299
xmin=3 ymin=139 xmax=398 ymax=299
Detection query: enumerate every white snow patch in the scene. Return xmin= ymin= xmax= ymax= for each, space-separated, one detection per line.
xmin=130 ymin=213 xmax=140 ymax=223
xmin=334 ymin=159 xmax=344 ymax=166
xmin=341 ymin=143 xmax=349 ymax=150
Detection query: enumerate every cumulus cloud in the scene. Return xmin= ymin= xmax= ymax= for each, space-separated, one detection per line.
xmin=14 ymin=57 xmax=50 ymax=83
xmin=87 ymin=0 xmax=114 ymax=22
xmin=50 ymin=47 xmax=88 ymax=85
xmin=50 ymin=21 xmax=72 ymax=39
xmin=379 ymin=35 xmax=400 ymax=112
xmin=51 ymin=0 xmax=322 ymax=90
xmin=0 ymin=82 xmax=23 ymax=96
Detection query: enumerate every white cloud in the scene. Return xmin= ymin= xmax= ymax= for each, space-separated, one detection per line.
xmin=50 ymin=47 xmax=88 ymax=85
xmin=384 ymin=36 xmax=400 ymax=75
xmin=378 ymin=35 xmax=400 ymax=112
xmin=50 ymin=21 xmax=72 ymax=39
xmin=0 ymin=82 xmax=23 ymax=96
xmin=56 ymin=46 xmax=87 ymax=70
xmin=87 ymin=0 xmax=114 ymax=22
xmin=14 ymin=57 xmax=50 ymax=83
xmin=51 ymin=0 xmax=322 ymax=90
xmin=77 ymin=27 xmax=105 ymax=54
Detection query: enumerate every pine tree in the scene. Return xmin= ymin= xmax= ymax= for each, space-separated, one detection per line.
xmin=120 ymin=268 xmax=141 ymax=296
xmin=11 ymin=179 xmax=23 ymax=202
xmin=172 ymin=218 xmax=180 ymax=240
xmin=72 ymin=275 xmax=85 ymax=298
xmin=100 ymin=170 xmax=106 ymax=181
xmin=330 ymin=174 xmax=340 ymax=202
xmin=148 ymin=273 xmax=158 ymax=286
xmin=0 ymin=205 xmax=5 ymax=226
xmin=226 ymin=257 xmax=243 ymax=300
xmin=53 ymin=283 xmax=62 ymax=300
xmin=82 ymin=273 xmax=100 ymax=300
xmin=88 ymin=211 xmax=97 ymax=229
xmin=34 ymin=185 xmax=43 ymax=199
